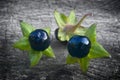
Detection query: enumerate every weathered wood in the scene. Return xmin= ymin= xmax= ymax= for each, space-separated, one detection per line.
xmin=0 ymin=0 xmax=120 ymax=80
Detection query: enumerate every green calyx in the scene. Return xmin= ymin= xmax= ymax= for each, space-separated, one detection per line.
xmin=13 ymin=21 xmax=55 ymax=67
xmin=66 ymin=24 xmax=111 ymax=73
xmin=54 ymin=10 xmax=90 ymax=41
xmin=54 ymin=10 xmax=111 ymax=73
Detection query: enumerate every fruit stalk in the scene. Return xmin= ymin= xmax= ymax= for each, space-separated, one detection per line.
xmin=72 ymin=13 xmax=92 ymax=32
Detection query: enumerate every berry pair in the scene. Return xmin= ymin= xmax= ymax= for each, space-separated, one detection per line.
xmin=29 ymin=28 xmax=91 ymax=58
xmin=13 ymin=10 xmax=111 ymax=73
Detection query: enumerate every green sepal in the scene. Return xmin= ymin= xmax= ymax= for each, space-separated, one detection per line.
xmin=54 ymin=10 xmax=67 ymax=29
xmin=42 ymin=46 xmax=55 ymax=58
xmin=85 ymin=24 xmax=96 ymax=42
xmin=68 ymin=10 xmax=77 ymax=25
xmin=66 ymin=54 xmax=78 ymax=64
xmin=66 ymin=35 xmax=70 ymax=41
xmin=60 ymin=13 xmax=68 ymax=24
xmin=29 ymin=50 xmax=42 ymax=67
xmin=58 ymin=29 xmax=66 ymax=41
xmin=13 ymin=37 xmax=31 ymax=51
xmin=88 ymin=42 xmax=111 ymax=59
xmin=20 ymin=21 xmax=35 ymax=37
xmin=58 ymin=27 xmax=87 ymax=42
xmin=42 ymin=27 xmax=51 ymax=35
xmin=78 ymin=57 xmax=90 ymax=73
xmin=74 ymin=27 xmax=88 ymax=36
xmin=66 ymin=33 xmax=76 ymax=41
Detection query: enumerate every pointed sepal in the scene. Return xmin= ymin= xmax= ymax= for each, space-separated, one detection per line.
xmin=54 ymin=10 xmax=67 ymax=29
xmin=42 ymin=46 xmax=55 ymax=58
xmin=68 ymin=10 xmax=77 ymax=25
xmin=85 ymin=24 xmax=96 ymax=42
xmin=20 ymin=20 xmax=35 ymax=37
xmin=66 ymin=54 xmax=78 ymax=64
xmin=78 ymin=57 xmax=90 ymax=73
xmin=13 ymin=37 xmax=31 ymax=51
xmin=29 ymin=50 xmax=42 ymax=67
xmin=88 ymin=42 xmax=111 ymax=59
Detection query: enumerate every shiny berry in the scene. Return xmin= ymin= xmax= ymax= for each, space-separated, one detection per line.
xmin=54 ymin=28 xmax=67 ymax=44
xmin=29 ymin=29 xmax=50 ymax=51
xmin=67 ymin=35 xmax=91 ymax=58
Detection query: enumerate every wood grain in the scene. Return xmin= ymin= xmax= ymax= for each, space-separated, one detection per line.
xmin=0 ymin=0 xmax=120 ymax=80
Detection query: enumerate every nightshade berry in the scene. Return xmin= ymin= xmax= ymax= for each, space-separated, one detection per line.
xmin=29 ymin=29 xmax=50 ymax=51
xmin=67 ymin=35 xmax=91 ymax=58
xmin=54 ymin=28 xmax=67 ymax=44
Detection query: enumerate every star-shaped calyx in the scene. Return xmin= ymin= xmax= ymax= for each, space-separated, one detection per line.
xmin=54 ymin=10 xmax=91 ymax=42
xmin=13 ymin=20 xmax=55 ymax=67
xmin=66 ymin=24 xmax=111 ymax=73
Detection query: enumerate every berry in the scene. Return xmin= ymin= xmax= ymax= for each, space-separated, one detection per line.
xmin=67 ymin=35 xmax=91 ymax=58
xmin=54 ymin=28 xmax=67 ymax=44
xmin=29 ymin=29 xmax=50 ymax=51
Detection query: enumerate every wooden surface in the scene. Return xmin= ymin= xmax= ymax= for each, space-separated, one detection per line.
xmin=0 ymin=0 xmax=120 ymax=80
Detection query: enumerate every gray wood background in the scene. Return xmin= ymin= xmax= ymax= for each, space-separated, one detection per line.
xmin=0 ymin=0 xmax=120 ymax=80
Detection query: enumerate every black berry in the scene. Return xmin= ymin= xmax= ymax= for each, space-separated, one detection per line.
xmin=67 ymin=35 xmax=91 ymax=58
xmin=29 ymin=29 xmax=50 ymax=51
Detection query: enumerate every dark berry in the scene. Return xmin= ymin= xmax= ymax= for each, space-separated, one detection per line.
xmin=67 ymin=35 xmax=91 ymax=58
xmin=54 ymin=28 xmax=67 ymax=44
xmin=29 ymin=29 xmax=50 ymax=51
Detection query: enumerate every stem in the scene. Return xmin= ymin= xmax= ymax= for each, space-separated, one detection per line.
xmin=72 ymin=13 xmax=92 ymax=32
